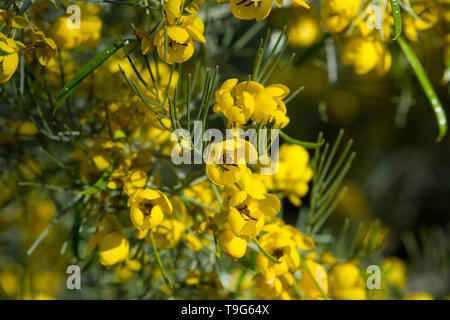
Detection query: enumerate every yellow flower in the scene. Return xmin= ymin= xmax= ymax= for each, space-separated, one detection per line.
xmin=205 ymin=138 xmax=257 ymax=186
xmin=257 ymin=235 xmax=299 ymax=281
xmin=254 ymin=273 xmax=284 ymax=299
xmin=218 ymin=224 xmax=247 ymax=259
xmin=152 ymin=218 xmax=186 ymax=250
xmin=322 ymin=0 xmax=360 ymax=33
xmin=213 ymin=79 xmax=290 ymax=127
xmin=300 ymin=259 xmax=328 ymax=298
xmin=288 ymin=16 xmax=321 ymax=48
xmin=321 ymin=250 xmax=337 ymax=265
xmin=228 ymin=190 xmax=280 ymax=238
xmin=185 ymin=233 xmax=203 ymax=251
xmin=49 ymin=4 xmax=102 ymax=50
xmin=264 ymin=144 xmax=312 ymax=206
xmin=252 ymin=83 xmax=290 ymax=127
xmin=382 ymin=257 xmax=407 ymax=288
xmin=115 ymin=259 xmax=142 ymax=283
xmin=328 ymin=263 xmax=367 ymax=300
xmin=213 ymin=78 xmax=255 ymax=126
xmin=87 ymin=229 xmax=130 ymax=266
xmin=0 ymin=33 xmax=23 ymax=84
xmin=127 ymin=189 xmax=173 ymax=231
xmin=341 ymin=37 xmax=391 ymax=75
xmin=229 ymin=0 xmax=310 ymax=22
xmin=229 ymin=0 xmax=272 ymax=22
xmin=155 ymin=8 xmax=206 ymax=64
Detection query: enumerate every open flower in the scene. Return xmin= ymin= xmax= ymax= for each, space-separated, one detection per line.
xmin=154 ymin=3 xmax=206 ymax=64
xmin=228 ymin=190 xmax=280 ymax=238
xmin=228 ymin=0 xmax=310 ymax=22
xmin=205 ymin=138 xmax=257 ymax=186
xmin=213 ymin=79 xmax=290 ymax=127
xmin=127 ymin=189 xmax=173 ymax=231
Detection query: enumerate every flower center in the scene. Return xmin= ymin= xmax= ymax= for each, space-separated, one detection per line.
xmin=140 ymin=201 xmax=154 ymax=216
xmin=272 ymin=248 xmax=284 ymax=260
xmin=237 ymin=204 xmax=257 ymax=221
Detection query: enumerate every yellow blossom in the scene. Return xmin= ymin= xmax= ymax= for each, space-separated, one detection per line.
xmin=87 ymin=229 xmax=130 ymax=266
xmin=228 ymin=190 xmax=280 ymax=238
xmin=341 ymin=37 xmax=392 ymax=75
xmin=205 ymin=138 xmax=257 ymax=186
xmin=127 ymin=189 xmax=173 ymax=231
xmin=228 ymin=0 xmax=310 ymax=22
xmin=382 ymin=256 xmax=407 ymax=288
xmin=154 ymin=5 xmax=206 ymax=64
xmin=328 ymin=263 xmax=367 ymax=300
xmin=49 ymin=4 xmax=102 ymax=50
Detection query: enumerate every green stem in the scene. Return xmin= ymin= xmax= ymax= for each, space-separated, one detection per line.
xmin=299 ymin=256 xmax=329 ymax=300
xmin=280 ymin=131 xmax=324 ymax=149
xmin=253 ymin=238 xmax=281 ymax=264
xmin=150 ymin=231 xmax=172 ymax=288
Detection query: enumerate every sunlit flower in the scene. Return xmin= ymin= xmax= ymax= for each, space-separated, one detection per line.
xmin=87 ymin=229 xmax=130 ymax=266
xmin=127 ymin=189 xmax=173 ymax=231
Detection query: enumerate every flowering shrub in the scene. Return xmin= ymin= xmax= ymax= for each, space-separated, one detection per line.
xmin=0 ymin=0 xmax=449 ymax=300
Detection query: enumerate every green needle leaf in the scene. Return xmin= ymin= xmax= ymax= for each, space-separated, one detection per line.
xmin=78 ymin=160 xmax=114 ymax=195
xmin=390 ymin=0 xmax=402 ymax=40
xmin=280 ymin=131 xmax=324 ymax=149
xmin=54 ymin=39 xmax=131 ymax=113
xmin=397 ymin=36 xmax=447 ymax=142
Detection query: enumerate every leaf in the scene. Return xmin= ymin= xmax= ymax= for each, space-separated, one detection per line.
xmin=78 ymin=160 xmax=114 ymax=195
xmin=397 ymin=36 xmax=448 ymax=142
xmin=279 ymin=131 xmax=324 ymax=149
xmin=305 ymin=130 xmax=356 ymax=234
xmin=390 ymin=0 xmax=402 ymax=40
xmin=54 ymin=40 xmax=130 ymax=113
